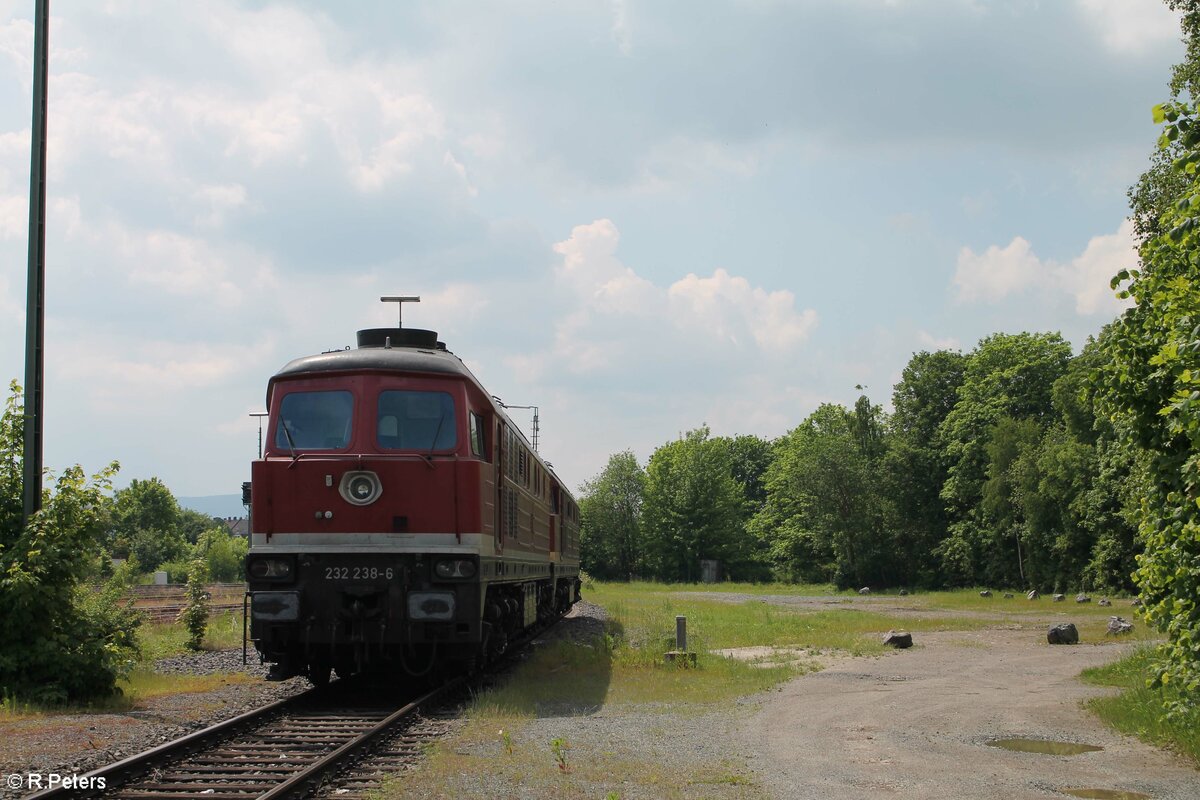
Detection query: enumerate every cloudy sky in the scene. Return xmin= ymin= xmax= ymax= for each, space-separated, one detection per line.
xmin=0 ymin=0 xmax=1183 ymax=499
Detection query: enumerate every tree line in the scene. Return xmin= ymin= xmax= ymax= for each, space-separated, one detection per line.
xmin=579 ymin=332 xmax=1139 ymax=595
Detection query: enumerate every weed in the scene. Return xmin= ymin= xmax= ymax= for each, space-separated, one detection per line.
xmin=550 ymin=736 xmax=570 ymax=773
xmin=499 ymin=728 xmax=513 ymax=755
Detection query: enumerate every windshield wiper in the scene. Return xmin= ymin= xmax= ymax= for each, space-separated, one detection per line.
xmin=426 ymin=411 xmax=447 ymax=461
xmin=280 ymin=419 xmax=299 ymax=463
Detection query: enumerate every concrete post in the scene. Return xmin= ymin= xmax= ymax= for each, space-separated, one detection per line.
xmin=676 ymin=615 xmax=687 ymax=652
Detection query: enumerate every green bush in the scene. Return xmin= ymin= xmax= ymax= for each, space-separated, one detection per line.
xmin=0 ymin=381 xmax=142 ymax=703
xmin=179 ymin=558 xmax=210 ymax=651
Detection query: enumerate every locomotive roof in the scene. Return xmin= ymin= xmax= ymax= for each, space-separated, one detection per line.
xmin=273 ymin=344 xmax=476 ymax=382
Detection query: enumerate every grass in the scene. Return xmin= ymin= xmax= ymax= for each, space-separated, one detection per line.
xmin=138 ymin=611 xmax=247 ymax=660
xmin=1 ymin=612 xmax=252 ymax=720
xmin=1080 ymin=646 xmax=1200 ymax=765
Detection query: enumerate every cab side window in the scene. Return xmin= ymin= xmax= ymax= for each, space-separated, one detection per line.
xmin=469 ymin=412 xmax=488 ymax=459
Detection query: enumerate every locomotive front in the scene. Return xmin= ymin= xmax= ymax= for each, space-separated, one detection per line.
xmin=245 ymin=324 xmax=581 ymax=684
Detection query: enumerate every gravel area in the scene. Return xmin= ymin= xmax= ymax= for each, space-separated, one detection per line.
xmin=0 ymin=602 xmax=611 ymax=798
xmin=0 ymin=650 xmax=306 ymax=798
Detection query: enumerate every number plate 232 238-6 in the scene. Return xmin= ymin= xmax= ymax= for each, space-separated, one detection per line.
xmin=323 ymin=566 xmax=394 ymax=580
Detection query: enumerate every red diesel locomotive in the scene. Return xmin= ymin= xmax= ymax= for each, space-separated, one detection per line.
xmin=245 ymin=323 xmax=581 ymax=684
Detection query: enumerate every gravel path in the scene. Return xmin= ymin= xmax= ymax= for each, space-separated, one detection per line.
xmin=738 ymin=627 xmax=1199 ymax=800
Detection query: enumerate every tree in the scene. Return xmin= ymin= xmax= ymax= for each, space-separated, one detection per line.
xmin=880 ymin=349 xmax=968 ymax=587
xmin=579 ymin=451 xmax=646 ymax=580
xmin=937 ymin=332 xmax=1073 ymax=584
xmin=179 ymin=507 xmax=222 ymax=545
xmin=1100 ymin=97 xmax=1200 ymax=709
xmin=641 ymin=427 xmax=749 ymax=581
xmin=195 ymin=525 xmax=248 ymax=582
xmin=751 ymin=401 xmax=893 ymax=588
xmin=721 ymin=434 xmax=774 ymax=513
xmin=0 ymin=382 xmax=140 ymax=703
xmin=109 ymin=477 xmax=187 ymax=570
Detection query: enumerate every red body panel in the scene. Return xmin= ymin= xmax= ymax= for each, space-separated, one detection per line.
xmin=252 ymin=457 xmax=483 ymax=535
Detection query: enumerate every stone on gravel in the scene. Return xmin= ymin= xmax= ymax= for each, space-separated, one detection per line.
xmin=883 ymin=630 xmax=913 ymax=649
xmin=1106 ymin=616 xmax=1134 ymax=636
xmin=1075 ymin=594 xmax=1091 ymax=603
xmin=1053 ymin=593 xmax=1065 ymax=602
xmin=859 ymin=586 xmax=871 ymax=595
xmin=1027 ymin=590 xmax=1040 ymax=600
xmin=979 ymin=590 xmax=992 ymax=598
xmin=1047 ymin=623 xmax=1079 ymax=645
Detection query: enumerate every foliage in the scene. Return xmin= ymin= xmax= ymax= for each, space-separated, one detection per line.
xmin=882 ymin=349 xmax=968 ymax=587
xmin=750 ymin=401 xmax=892 ymax=588
xmin=1099 ymin=98 xmax=1200 ymax=710
xmin=720 ymin=433 xmax=774 ymax=514
xmin=178 ymin=507 xmax=223 ymax=545
xmin=641 ymin=427 xmax=750 ymax=581
xmin=937 ymin=332 xmax=1073 ymax=584
xmin=0 ymin=381 xmax=141 ymax=703
xmin=109 ymin=477 xmax=188 ymax=570
xmin=179 ymin=557 xmax=210 ymax=651
xmin=195 ymin=525 xmax=248 ymax=582
xmin=1082 ymin=647 xmax=1200 ymax=765
xmin=579 ymin=451 xmax=646 ymax=580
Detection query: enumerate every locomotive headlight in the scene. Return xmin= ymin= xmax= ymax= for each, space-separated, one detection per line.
xmin=339 ymin=470 xmax=382 ymax=506
xmin=248 ymin=557 xmax=293 ymax=580
xmin=434 ymin=559 xmax=477 ymax=579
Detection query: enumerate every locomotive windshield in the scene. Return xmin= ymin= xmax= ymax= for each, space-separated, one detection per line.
xmin=275 ymin=390 xmax=354 ymax=450
xmin=377 ymin=390 xmax=457 ymax=450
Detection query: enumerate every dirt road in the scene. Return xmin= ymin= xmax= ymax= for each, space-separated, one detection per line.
xmin=738 ymin=627 xmax=1198 ymax=800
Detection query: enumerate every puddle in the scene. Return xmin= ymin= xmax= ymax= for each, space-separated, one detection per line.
xmin=986 ymin=737 xmax=1103 ymax=755
xmin=1060 ymin=790 xmax=1151 ymax=800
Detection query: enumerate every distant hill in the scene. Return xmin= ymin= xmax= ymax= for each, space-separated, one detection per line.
xmin=178 ymin=494 xmax=246 ymax=519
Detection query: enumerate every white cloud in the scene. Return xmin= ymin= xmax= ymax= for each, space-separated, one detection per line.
xmin=0 ymin=192 xmax=21 ymax=239
xmin=610 ymin=0 xmax=633 ymax=55
xmin=669 ymin=268 xmax=817 ymax=350
xmin=953 ymin=236 xmax=1042 ymax=302
xmin=1056 ymin=219 xmax=1139 ymax=314
xmin=1075 ymin=0 xmax=1179 ymax=55
xmin=953 ymin=220 xmax=1136 ymax=316
xmin=543 ymin=218 xmax=818 ymax=376
xmin=553 ymin=219 xmax=657 ymax=313
xmin=193 ymin=183 xmax=248 ymax=228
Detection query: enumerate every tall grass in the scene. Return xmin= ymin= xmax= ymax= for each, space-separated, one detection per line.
xmin=1081 ymin=647 xmax=1200 ymax=765
xmin=138 ymin=611 xmax=247 ymax=660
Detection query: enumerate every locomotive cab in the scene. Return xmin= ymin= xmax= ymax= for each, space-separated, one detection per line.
xmin=245 ymin=322 xmax=581 ymax=684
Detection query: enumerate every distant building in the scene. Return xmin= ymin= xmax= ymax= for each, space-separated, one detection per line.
xmin=223 ymin=517 xmax=249 ymax=538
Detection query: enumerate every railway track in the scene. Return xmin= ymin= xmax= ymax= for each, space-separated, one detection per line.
xmin=24 ymin=612 xmax=564 ymax=800
xmin=24 ymin=677 xmax=465 ymax=800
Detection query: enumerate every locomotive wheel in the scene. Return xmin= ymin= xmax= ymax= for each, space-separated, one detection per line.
xmin=308 ymin=661 xmax=332 ymax=687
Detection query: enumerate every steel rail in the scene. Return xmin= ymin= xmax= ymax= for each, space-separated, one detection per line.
xmin=22 ymin=689 xmax=316 ymax=799
xmin=258 ymin=677 xmax=463 ymax=799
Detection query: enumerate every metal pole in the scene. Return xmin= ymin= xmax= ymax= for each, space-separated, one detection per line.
xmin=250 ymin=412 xmax=268 ymax=458
xmin=676 ymin=615 xmax=687 ymax=652
xmin=22 ymin=0 xmax=50 ymax=524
